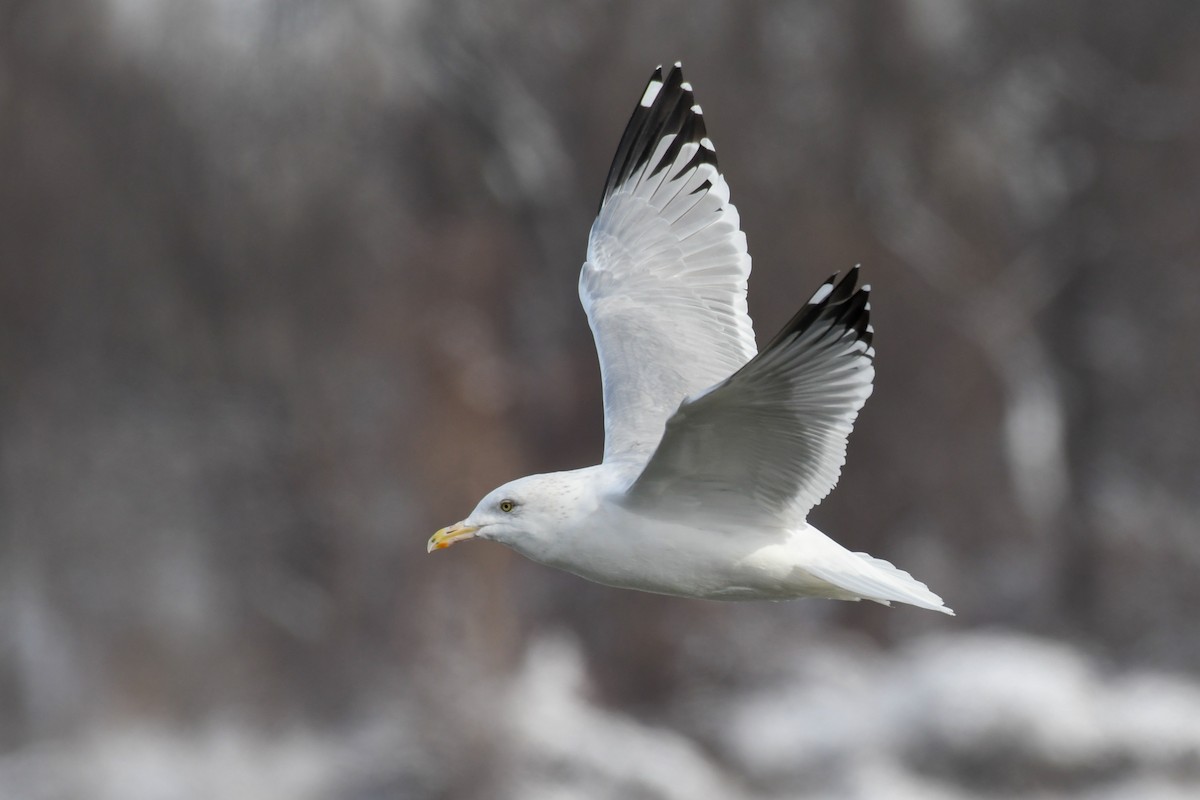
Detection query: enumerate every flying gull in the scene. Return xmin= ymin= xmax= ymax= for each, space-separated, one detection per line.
xmin=429 ymin=64 xmax=952 ymax=614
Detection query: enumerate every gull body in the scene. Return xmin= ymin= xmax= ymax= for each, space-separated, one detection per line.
xmin=437 ymin=466 xmax=949 ymax=612
xmin=430 ymin=64 xmax=952 ymax=615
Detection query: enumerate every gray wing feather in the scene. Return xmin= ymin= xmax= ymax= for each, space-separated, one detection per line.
xmin=583 ymin=65 xmax=755 ymax=466
xmin=624 ymin=269 xmax=875 ymax=522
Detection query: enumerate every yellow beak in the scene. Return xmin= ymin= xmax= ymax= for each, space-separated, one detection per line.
xmin=428 ymin=522 xmax=479 ymax=553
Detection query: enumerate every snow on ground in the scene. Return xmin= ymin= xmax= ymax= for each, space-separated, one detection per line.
xmin=501 ymin=635 xmax=748 ymax=800
xmin=0 ymin=722 xmax=342 ymax=800
xmin=1 ymin=630 xmax=1198 ymax=800
xmin=709 ymin=631 xmax=1200 ymax=799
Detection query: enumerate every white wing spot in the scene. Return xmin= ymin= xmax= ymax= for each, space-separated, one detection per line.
xmin=809 ymin=282 xmax=835 ymax=304
xmin=681 ymin=82 xmax=693 ymax=91
xmin=674 ymin=60 xmax=682 ymax=68
xmin=691 ymin=104 xmax=703 ymax=114
xmin=640 ymin=80 xmax=663 ymax=107
xmin=700 ymin=137 xmax=715 ymax=150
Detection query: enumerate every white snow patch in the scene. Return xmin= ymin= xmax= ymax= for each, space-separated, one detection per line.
xmin=505 ymin=633 xmax=748 ymax=800
xmin=4 ymin=631 xmax=1200 ymax=799
xmin=710 ymin=631 xmax=1200 ymax=796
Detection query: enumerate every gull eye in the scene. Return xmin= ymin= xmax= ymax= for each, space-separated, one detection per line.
xmin=499 ymin=499 xmax=516 ymax=513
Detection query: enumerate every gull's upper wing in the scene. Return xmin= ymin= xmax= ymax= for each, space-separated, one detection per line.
xmin=624 ymin=269 xmax=875 ymax=522
xmin=582 ymin=64 xmax=755 ymax=466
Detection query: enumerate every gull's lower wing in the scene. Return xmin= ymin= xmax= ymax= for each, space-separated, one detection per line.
xmin=582 ymin=64 xmax=755 ymax=466
xmin=624 ymin=269 xmax=875 ymax=522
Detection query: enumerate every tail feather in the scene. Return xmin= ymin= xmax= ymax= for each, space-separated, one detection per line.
xmin=807 ymin=550 xmax=954 ymax=615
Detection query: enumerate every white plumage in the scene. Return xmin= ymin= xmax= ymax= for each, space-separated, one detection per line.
xmin=430 ymin=64 xmax=952 ymax=615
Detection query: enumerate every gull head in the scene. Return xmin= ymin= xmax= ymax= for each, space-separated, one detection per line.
xmin=428 ymin=470 xmax=599 ymax=556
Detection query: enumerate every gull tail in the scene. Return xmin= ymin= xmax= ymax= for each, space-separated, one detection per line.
xmin=805 ymin=546 xmax=955 ymax=615
xmin=851 ymin=553 xmax=954 ymax=615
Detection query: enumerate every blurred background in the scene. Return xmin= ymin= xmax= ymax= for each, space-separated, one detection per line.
xmin=2 ymin=0 xmax=1199 ymax=797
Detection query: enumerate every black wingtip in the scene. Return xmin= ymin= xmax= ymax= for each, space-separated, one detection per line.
xmin=761 ymin=268 xmax=874 ymax=356
xmin=599 ymin=64 xmax=717 ymax=211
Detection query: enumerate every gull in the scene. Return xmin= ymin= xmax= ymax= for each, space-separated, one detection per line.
xmin=429 ymin=64 xmax=952 ymax=614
